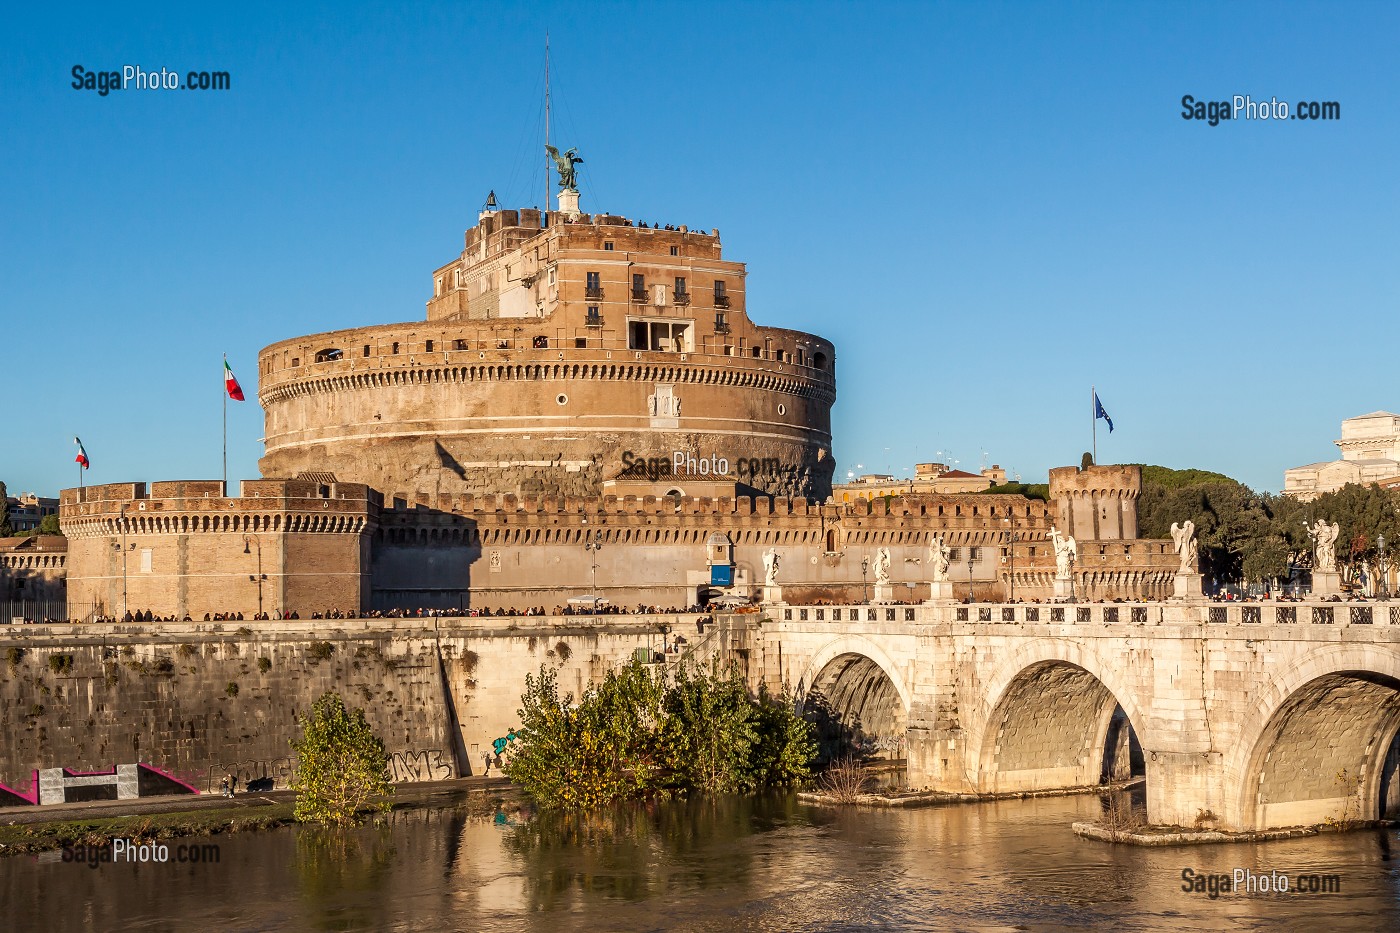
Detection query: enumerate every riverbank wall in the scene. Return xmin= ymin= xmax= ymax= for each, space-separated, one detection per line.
xmin=0 ymin=614 xmax=719 ymax=797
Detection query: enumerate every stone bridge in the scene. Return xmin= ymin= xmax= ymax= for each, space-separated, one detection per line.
xmin=737 ymin=600 xmax=1400 ymax=833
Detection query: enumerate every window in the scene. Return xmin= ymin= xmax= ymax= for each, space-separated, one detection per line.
xmin=948 ymin=548 xmax=961 ymax=562
xmin=603 ymin=242 xmax=614 ymax=251
xmin=532 ymin=335 xmax=548 ymax=349
xmin=670 ymin=246 xmax=678 ymax=256
xmin=714 ymin=311 xmax=728 ymax=333
xmin=970 ymin=547 xmax=982 ymax=561
xmin=632 ymin=273 xmax=646 ymax=300
xmin=586 ymin=271 xmax=602 ymax=297
xmin=628 ymin=319 xmax=692 ymax=352
xmin=363 ymin=345 xmax=371 ymax=358
xmin=713 ymin=280 xmax=729 ymax=308
xmin=291 ymin=357 xmax=300 ymax=367
xmin=586 ymin=305 xmax=602 ymax=326
xmin=454 ymin=339 xmax=468 ymax=350
xmin=425 ymin=340 xmax=434 ymax=352
xmin=674 ymin=276 xmax=687 ymax=295
xmin=574 ymin=337 xmax=588 ymax=348
xmin=391 ymin=342 xmax=400 ymax=354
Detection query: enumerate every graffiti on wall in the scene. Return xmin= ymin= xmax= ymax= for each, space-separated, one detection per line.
xmin=191 ymin=749 xmax=454 ymax=793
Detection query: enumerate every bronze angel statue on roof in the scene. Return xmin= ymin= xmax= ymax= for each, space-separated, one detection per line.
xmin=545 ymin=145 xmax=584 ymax=190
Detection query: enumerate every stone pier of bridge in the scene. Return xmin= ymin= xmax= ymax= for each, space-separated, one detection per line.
xmin=735 ymin=600 xmax=1400 ymax=833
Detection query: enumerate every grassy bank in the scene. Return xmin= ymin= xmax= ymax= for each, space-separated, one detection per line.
xmin=0 ymin=781 xmax=523 ymax=857
xmin=0 ymin=804 xmax=298 ymax=856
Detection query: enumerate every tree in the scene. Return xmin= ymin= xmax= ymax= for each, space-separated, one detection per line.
xmin=0 ymin=481 xmax=12 ymax=539
xmin=290 ymin=692 xmax=393 ymax=826
xmin=507 ymin=660 xmax=815 ymax=809
xmin=37 ymin=513 xmax=62 ymax=536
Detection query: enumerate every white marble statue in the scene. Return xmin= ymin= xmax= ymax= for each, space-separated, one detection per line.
xmin=763 ymin=548 xmax=780 ymax=586
xmin=1049 ymin=526 xmax=1077 ymax=580
xmin=1307 ymin=519 xmax=1341 ymax=573
xmin=874 ymin=547 xmax=891 ymax=585
xmin=1170 ymin=520 xmax=1199 ymax=574
xmin=928 ymin=535 xmax=951 ymax=582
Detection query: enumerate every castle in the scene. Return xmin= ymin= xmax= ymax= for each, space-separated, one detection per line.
xmin=54 ymin=183 xmax=1175 ymax=620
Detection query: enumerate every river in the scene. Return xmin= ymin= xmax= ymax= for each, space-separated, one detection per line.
xmin=3 ymin=791 xmax=1397 ymax=931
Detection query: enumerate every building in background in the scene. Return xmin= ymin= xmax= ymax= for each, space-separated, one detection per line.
xmin=5 ymin=493 xmax=59 ymax=533
xmin=1284 ymin=411 xmax=1400 ymax=500
xmin=836 ymin=462 xmax=1007 ymax=502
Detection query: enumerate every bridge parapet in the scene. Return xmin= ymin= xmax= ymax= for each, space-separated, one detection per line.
xmin=769 ymin=601 xmax=1400 ymax=629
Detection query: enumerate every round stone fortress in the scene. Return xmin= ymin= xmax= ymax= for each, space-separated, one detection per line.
xmin=258 ymin=203 xmax=836 ymax=499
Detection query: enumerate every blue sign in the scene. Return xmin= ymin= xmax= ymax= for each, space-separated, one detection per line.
xmin=710 ymin=565 xmax=733 ymax=587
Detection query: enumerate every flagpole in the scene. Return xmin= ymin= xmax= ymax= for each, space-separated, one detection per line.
xmin=223 ymin=354 xmax=228 ymax=495
xmin=1091 ymin=385 xmax=1097 ymax=466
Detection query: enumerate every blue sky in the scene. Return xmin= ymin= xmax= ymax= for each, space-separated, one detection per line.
xmin=3 ymin=1 xmax=1397 ymax=497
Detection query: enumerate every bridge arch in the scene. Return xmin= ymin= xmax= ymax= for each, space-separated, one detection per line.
xmin=1228 ymin=645 xmax=1400 ymax=831
xmin=974 ymin=639 xmax=1148 ymax=795
xmin=796 ymin=635 xmax=912 ymax=760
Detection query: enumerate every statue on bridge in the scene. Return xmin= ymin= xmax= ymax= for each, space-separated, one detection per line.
xmin=1170 ymin=520 xmax=1199 ymax=574
xmin=763 ymin=548 xmax=781 ymax=586
xmin=1049 ymin=526 xmax=1077 ymax=580
xmin=1306 ymin=519 xmax=1340 ymax=573
xmin=928 ymin=535 xmax=951 ymax=582
xmin=874 ymin=547 xmax=892 ymax=585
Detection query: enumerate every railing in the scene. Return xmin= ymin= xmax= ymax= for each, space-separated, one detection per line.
xmin=630 ymin=288 xmax=648 ymax=301
xmin=713 ymin=294 xmax=730 ymax=309
xmin=673 ymin=292 xmax=690 ymax=306
xmin=584 ymin=314 xmax=603 ymax=327
xmin=584 ymin=286 xmax=604 ymax=299
xmin=767 ymin=599 xmax=1400 ymax=629
xmin=714 ymin=322 xmax=731 ymax=335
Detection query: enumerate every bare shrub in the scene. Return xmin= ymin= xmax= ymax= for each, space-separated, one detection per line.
xmin=818 ymin=756 xmax=872 ymax=803
xmin=1101 ymin=794 xmax=1144 ymax=841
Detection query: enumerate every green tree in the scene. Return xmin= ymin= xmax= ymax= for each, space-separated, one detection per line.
xmin=507 ymin=660 xmax=814 ymax=809
xmin=0 ymin=481 xmax=12 ymax=538
xmin=36 ymin=513 xmax=62 ymax=536
xmin=290 ymin=692 xmax=393 ymax=826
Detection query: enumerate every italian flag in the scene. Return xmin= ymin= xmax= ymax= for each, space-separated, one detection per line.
xmin=74 ymin=437 xmax=89 ymax=469
xmin=224 ymin=359 xmax=245 ymax=401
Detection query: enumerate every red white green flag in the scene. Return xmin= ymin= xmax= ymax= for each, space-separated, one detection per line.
xmin=224 ymin=359 xmax=245 ymax=401
xmin=74 ymin=437 xmax=90 ymax=469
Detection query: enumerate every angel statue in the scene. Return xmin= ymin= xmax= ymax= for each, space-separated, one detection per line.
xmin=928 ymin=535 xmax=951 ymax=582
xmin=1170 ymin=520 xmax=1199 ymax=574
xmin=874 ymin=547 xmax=892 ymax=586
xmin=545 ymin=145 xmax=584 ymax=191
xmin=762 ymin=548 xmax=780 ymax=586
xmin=1048 ymin=526 xmax=1077 ymax=580
xmin=1306 ymin=519 xmax=1340 ymax=573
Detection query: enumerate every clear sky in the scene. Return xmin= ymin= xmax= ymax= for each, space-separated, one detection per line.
xmin=3 ymin=1 xmax=1397 ymax=498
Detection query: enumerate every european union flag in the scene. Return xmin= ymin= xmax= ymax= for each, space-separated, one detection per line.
xmin=1094 ymin=393 xmax=1114 ymax=433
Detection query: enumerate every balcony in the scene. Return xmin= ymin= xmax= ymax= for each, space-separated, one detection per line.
xmin=585 ymin=286 xmax=604 ymax=299
xmin=714 ymin=322 xmax=731 ymax=335
xmin=585 ymin=313 xmax=604 ymax=327
xmin=673 ymin=291 xmax=690 ymax=306
xmin=630 ymin=288 xmax=649 ymax=302
xmin=713 ymin=294 xmax=730 ymax=309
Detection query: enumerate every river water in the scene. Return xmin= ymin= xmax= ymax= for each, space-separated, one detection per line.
xmin=3 ymin=791 xmax=1398 ymax=931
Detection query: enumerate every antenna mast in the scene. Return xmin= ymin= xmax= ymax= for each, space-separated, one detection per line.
xmin=544 ymin=33 xmax=551 ymax=211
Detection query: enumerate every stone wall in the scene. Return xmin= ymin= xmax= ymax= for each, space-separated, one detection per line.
xmin=0 ymin=615 xmax=696 ymax=795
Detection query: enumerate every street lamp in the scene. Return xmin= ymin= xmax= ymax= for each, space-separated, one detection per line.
xmin=584 ymin=530 xmax=602 ymax=607
xmin=967 ymin=547 xmax=976 ymax=603
xmin=861 ymin=556 xmax=869 ymax=604
xmin=118 ymin=503 xmax=129 ymax=620
xmin=1069 ymin=550 xmax=1078 ymax=604
xmin=1004 ymin=521 xmax=1020 ymax=604
xmin=243 ymin=535 xmax=266 ymax=618
xmin=1380 ymin=533 xmax=1389 ymax=601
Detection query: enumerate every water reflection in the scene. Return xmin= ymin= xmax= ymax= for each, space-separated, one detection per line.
xmin=3 ymin=790 xmax=1398 ymax=932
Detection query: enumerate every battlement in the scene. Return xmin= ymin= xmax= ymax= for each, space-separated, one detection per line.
xmin=1048 ymin=465 xmax=1141 ymax=541
xmin=462 ymin=208 xmax=721 ymax=262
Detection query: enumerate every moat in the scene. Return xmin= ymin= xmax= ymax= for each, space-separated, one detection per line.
xmin=3 ymin=791 xmax=1396 ymax=932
